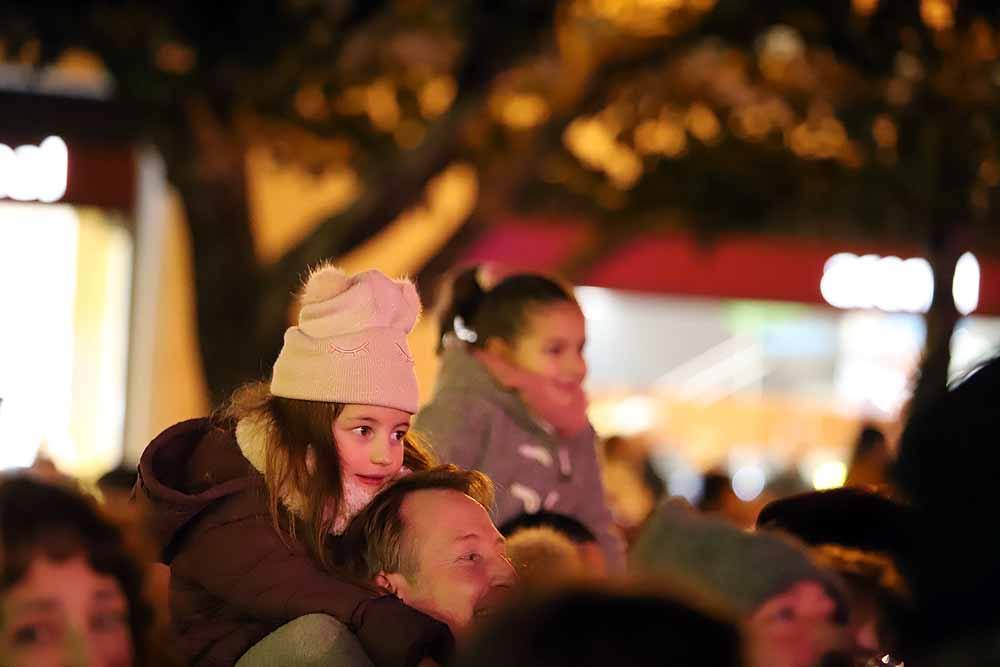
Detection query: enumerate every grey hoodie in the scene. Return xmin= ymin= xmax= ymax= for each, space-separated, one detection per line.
xmin=414 ymin=346 xmax=625 ymax=571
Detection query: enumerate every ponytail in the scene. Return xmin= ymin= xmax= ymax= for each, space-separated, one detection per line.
xmin=437 ymin=267 xmax=489 ymax=352
xmin=436 ymin=265 xmax=575 ymax=353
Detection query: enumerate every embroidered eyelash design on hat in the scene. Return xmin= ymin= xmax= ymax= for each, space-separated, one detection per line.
xmin=395 ymin=343 xmax=415 ymax=364
xmin=328 ymin=342 xmax=370 ymax=355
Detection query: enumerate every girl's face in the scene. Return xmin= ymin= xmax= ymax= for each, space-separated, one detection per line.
xmin=0 ymin=555 xmax=133 ymax=667
xmin=500 ymin=301 xmax=587 ymax=388
xmin=334 ymin=404 xmax=410 ymax=489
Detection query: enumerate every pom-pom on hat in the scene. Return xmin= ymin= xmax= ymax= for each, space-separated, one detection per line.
xmin=270 ymin=264 xmax=421 ymax=413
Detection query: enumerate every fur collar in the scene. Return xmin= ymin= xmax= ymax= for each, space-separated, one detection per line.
xmin=235 ymin=412 xmax=270 ymax=477
xmin=234 ymin=412 xmax=408 ymax=535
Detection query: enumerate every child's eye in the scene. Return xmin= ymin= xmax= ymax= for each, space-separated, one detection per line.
xmin=392 ymin=430 xmax=408 ymax=441
xmin=352 ymin=425 xmax=374 ymax=437
xmin=459 ymin=552 xmax=481 ymax=563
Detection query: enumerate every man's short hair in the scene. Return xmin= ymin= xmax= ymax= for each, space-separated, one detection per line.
xmin=338 ymin=465 xmax=494 ymax=582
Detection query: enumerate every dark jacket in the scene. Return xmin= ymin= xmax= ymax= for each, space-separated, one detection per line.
xmin=136 ymin=418 xmax=452 ymax=667
xmin=413 ymin=347 xmax=625 ymax=571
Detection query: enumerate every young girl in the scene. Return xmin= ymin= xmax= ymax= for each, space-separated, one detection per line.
xmin=135 ymin=265 xmax=451 ymax=667
xmin=414 ymin=267 xmax=624 ymax=571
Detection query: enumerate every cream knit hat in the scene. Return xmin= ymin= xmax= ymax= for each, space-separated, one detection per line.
xmin=270 ymin=264 xmax=421 ymax=413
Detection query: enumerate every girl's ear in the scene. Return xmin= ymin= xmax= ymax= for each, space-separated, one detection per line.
xmin=484 ymin=336 xmax=513 ymax=360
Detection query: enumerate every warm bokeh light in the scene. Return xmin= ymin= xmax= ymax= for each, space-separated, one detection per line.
xmin=366 ymin=78 xmax=401 ymax=132
xmin=787 ymin=115 xmax=848 ymax=160
xmin=633 ymin=115 xmax=687 ymax=157
xmin=852 ymin=0 xmax=879 ymax=17
xmin=419 ymin=75 xmax=457 ymax=118
xmin=872 ymin=114 xmax=898 ymax=150
xmin=294 ymin=83 xmax=329 ymax=121
xmin=564 ymin=116 xmax=643 ymax=189
xmin=970 ymin=20 xmax=999 ymax=61
xmin=155 ymin=41 xmax=196 ymax=75
xmin=979 ymin=158 xmax=1000 ymax=186
xmin=588 ymin=395 xmax=657 ymax=436
xmin=496 ymin=93 xmax=551 ymax=129
xmin=812 ymin=460 xmax=848 ymax=490
xmin=53 ymin=49 xmax=110 ymax=89
xmin=921 ymin=0 xmax=955 ymax=32
xmin=686 ymin=103 xmax=722 ymax=143
xmin=574 ymin=0 xmax=716 ymax=38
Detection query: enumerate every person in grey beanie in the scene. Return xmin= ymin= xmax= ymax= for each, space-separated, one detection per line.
xmin=632 ymin=502 xmax=851 ymax=667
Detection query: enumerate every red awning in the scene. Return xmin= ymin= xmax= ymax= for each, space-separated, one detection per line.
xmin=462 ymin=219 xmax=1000 ymax=316
xmin=459 ymin=218 xmax=593 ymax=273
xmin=582 ymin=231 xmax=1000 ymax=315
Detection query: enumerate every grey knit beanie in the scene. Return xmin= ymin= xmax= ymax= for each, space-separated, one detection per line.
xmin=630 ymin=502 xmax=846 ymax=619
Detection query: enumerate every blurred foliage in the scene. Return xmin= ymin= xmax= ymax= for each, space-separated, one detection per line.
xmin=2 ymin=0 xmax=998 ymax=401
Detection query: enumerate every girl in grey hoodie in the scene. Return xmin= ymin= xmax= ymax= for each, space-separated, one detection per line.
xmin=414 ymin=267 xmax=625 ymax=571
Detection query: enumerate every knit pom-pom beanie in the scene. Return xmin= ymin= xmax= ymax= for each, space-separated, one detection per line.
xmin=270 ymin=264 xmax=421 ymax=413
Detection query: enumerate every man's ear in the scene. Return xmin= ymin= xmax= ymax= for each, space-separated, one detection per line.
xmin=375 ymin=571 xmax=413 ymax=601
xmin=374 ymin=571 xmax=396 ymax=595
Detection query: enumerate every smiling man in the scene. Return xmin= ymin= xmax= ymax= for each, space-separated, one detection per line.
xmin=340 ymin=465 xmax=517 ymax=639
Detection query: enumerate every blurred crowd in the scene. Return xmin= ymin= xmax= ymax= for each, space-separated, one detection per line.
xmin=1 ymin=264 xmax=997 ymax=667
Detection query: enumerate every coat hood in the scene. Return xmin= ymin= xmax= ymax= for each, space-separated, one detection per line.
xmin=136 ymin=417 xmax=259 ymax=563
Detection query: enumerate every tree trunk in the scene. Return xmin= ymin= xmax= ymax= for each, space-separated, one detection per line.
xmin=911 ymin=238 xmax=961 ymax=417
xmin=164 ymin=101 xmax=268 ymax=406
xmin=907 ymin=117 xmax=976 ymax=418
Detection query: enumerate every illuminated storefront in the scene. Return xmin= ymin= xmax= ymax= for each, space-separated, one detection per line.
xmin=0 ymin=91 xmax=163 ymax=478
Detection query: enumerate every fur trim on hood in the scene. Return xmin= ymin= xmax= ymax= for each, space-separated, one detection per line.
xmin=235 ymin=412 xmax=408 ymax=535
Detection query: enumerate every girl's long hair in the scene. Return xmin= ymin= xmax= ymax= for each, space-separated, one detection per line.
xmin=217 ymin=381 xmax=435 ymax=570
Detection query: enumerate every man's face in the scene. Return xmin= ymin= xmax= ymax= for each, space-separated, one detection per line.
xmin=378 ymin=489 xmax=516 ymax=638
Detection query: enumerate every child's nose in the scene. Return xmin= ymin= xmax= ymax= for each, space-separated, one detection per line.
xmin=370 ymin=440 xmax=391 ymax=465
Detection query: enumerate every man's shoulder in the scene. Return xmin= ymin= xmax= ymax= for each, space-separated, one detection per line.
xmin=236 ymin=614 xmax=374 ymax=667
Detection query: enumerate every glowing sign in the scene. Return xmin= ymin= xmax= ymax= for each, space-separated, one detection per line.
xmin=820 ymin=252 xmax=980 ymax=315
xmin=0 ymin=136 xmax=69 ymax=203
